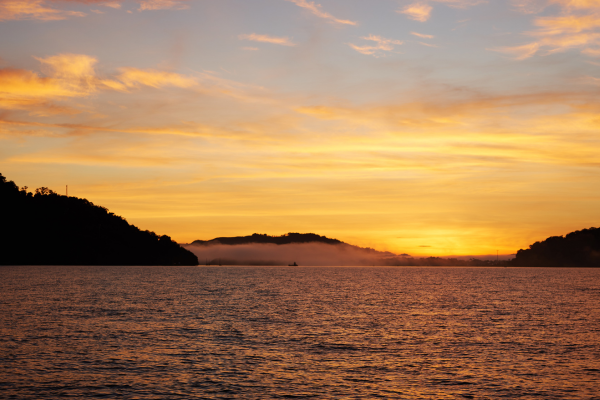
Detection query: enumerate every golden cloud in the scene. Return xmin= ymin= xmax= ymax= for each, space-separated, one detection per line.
xmin=348 ymin=34 xmax=403 ymax=56
xmin=411 ymin=31 xmax=435 ymax=39
xmin=399 ymin=3 xmax=433 ymax=22
xmin=0 ymin=0 xmax=86 ymax=21
xmin=0 ymin=54 xmax=99 ymax=113
xmin=105 ymin=68 xmax=198 ymax=90
xmin=287 ymin=0 xmax=357 ymax=25
xmin=0 ymin=53 xmax=210 ymax=116
xmin=499 ymin=0 xmax=600 ymax=58
xmin=238 ymin=33 xmax=297 ymax=47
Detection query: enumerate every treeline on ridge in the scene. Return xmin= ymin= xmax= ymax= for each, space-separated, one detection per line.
xmin=0 ymin=173 xmax=198 ymax=266
xmin=511 ymin=227 xmax=600 ymax=267
xmin=191 ymin=232 xmax=344 ymax=246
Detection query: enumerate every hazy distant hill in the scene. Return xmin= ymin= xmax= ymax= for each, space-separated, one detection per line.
xmin=186 ymin=233 xmax=508 ymax=266
xmin=512 ymin=227 xmax=600 ymax=267
xmin=0 ymin=173 xmax=198 ymax=266
xmin=187 ymin=233 xmax=399 ymax=265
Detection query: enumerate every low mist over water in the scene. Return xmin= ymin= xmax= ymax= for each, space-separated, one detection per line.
xmin=1 ymin=266 xmax=599 ymax=398
xmin=184 ymin=242 xmax=395 ymax=266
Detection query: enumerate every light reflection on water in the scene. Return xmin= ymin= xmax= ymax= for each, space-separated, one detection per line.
xmin=1 ymin=266 xmax=599 ymax=399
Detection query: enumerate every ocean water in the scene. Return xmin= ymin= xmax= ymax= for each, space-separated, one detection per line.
xmin=1 ymin=266 xmax=599 ymax=399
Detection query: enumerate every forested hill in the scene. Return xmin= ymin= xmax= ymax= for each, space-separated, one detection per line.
xmin=512 ymin=227 xmax=600 ymax=267
xmin=0 ymin=173 xmax=198 ymax=266
xmin=191 ymin=233 xmax=344 ymax=246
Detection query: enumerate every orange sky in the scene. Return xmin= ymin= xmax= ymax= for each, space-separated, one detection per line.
xmin=1 ymin=0 xmax=600 ymax=256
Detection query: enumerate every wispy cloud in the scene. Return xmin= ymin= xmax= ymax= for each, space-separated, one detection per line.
xmin=399 ymin=3 xmax=433 ymax=22
xmin=137 ymin=0 xmax=188 ymax=11
xmin=103 ymin=68 xmax=198 ymax=91
xmin=287 ymin=0 xmax=357 ymax=25
xmin=399 ymin=0 xmax=485 ymax=22
xmin=411 ymin=31 xmax=435 ymax=39
xmin=0 ymin=0 xmax=190 ymax=21
xmin=348 ymin=34 xmax=403 ymax=56
xmin=0 ymin=0 xmax=85 ymax=21
xmin=490 ymin=42 xmax=540 ymax=59
xmin=238 ymin=33 xmax=296 ymax=46
xmin=496 ymin=0 xmax=600 ymax=58
xmin=102 ymin=2 xmax=122 ymax=9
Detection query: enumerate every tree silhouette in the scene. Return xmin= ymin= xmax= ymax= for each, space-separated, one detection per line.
xmin=0 ymin=173 xmax=198 ymax=266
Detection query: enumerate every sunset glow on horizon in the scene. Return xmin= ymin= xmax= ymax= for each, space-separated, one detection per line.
xmin=2 ymin=0 xmax=600 ymax=257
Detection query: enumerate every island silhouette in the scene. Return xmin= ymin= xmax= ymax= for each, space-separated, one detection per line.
xmin=511 ymin=227 xmax=600 ymax=267
xmin=0 ymin=173 xmax=198 ymax=266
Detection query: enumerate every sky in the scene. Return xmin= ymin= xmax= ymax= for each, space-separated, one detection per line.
xmin=1 ymin=0 xmax=600 ymax=257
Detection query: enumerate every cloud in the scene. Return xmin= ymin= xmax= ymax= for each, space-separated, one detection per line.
xmin=0 ymin=0 xmax=190 ymax=21
xmin=411 ymin=31 xmax=435 ymax=39
xmin=399 ymin=3 xmax=433 ymax=22
xmin=348 ymin=34 xmax=403 ymax=56
xmin=294 ymin=90 xmax=600 ymax=134
xmin=103 ymin=68 xmax=198 ymax=91
xmin=36 ymin=53 xmax=97 ymax=85
xmin=0 ymin=68 xmax=79 ymax=112
xmin=102 ymin=2 xmax=122 ymax=8
xmin=497 ymin=0 xmax=600 ymax=58
xmin=287 ymin=0 xmax=357 ymax=25
xmin=434 ymin=0 xmax=487 ymax=7
xmin=0 ymin=54 xmax=98 ymax=113
xmin=238 ymin=33 xmax=296 ymax=46
xmin=490 ymin=42 xmax=540 ymax=59
xmin=0 ymin=54 xmax=211 ymax=116
xmin=0 ymin=0 xmax=86 ymax=21
xmin=398 ymin=0 xmax=485 ymax=22
xmin=137 ymin=0 xmax=188 ymax=11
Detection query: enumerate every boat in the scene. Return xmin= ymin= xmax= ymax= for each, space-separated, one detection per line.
xmin=289 ymin=262 xmax=298 ymax=266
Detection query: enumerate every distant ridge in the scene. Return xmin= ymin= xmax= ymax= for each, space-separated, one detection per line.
xmin=191 ymin=232 xmax=344 ymax=246
xmin=0 ymin=173 xmax=198 ymax=266
xmin=187 ymin=233 xmax=509 ymax=266
xmin=512 ymin=227 xmax=600 ymax=267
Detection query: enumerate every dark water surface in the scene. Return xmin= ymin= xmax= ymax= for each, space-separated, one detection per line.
xmin=1 ymin=266 xmax=599 ymax=399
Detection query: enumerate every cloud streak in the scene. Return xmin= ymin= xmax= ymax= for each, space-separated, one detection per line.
xmin=287 ymin=0 xmax=357 ymax=25
xmin=493 ymin=0 xmax=600 ymax=58
xmin=238 ymin=33 xmax=296 ymax=46
xmin=348 ymin=34 xmax=403 ymax=56
xmin=0 ymin=0 xmax=85 ymax=21
xmin=411 ymin=31 xmax=435 ymax=39
xmin=137 ymin=0 xmax=188 ymax=11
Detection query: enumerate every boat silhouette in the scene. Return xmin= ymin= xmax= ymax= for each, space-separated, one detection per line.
xmin=289 ymin=262 xmax=298 ymax=266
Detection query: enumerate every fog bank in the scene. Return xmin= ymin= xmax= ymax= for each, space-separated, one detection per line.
xmin=183 ymin=243 xmax=394 ymax=266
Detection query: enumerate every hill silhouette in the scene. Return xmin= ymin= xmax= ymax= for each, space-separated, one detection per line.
xmin=512 ymin=227 xmax=600 ymax=267
xmin=0 ymin=173 xmax=198 ymax=266
xmin=191 ymin=232 xmax=344 ymax=246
